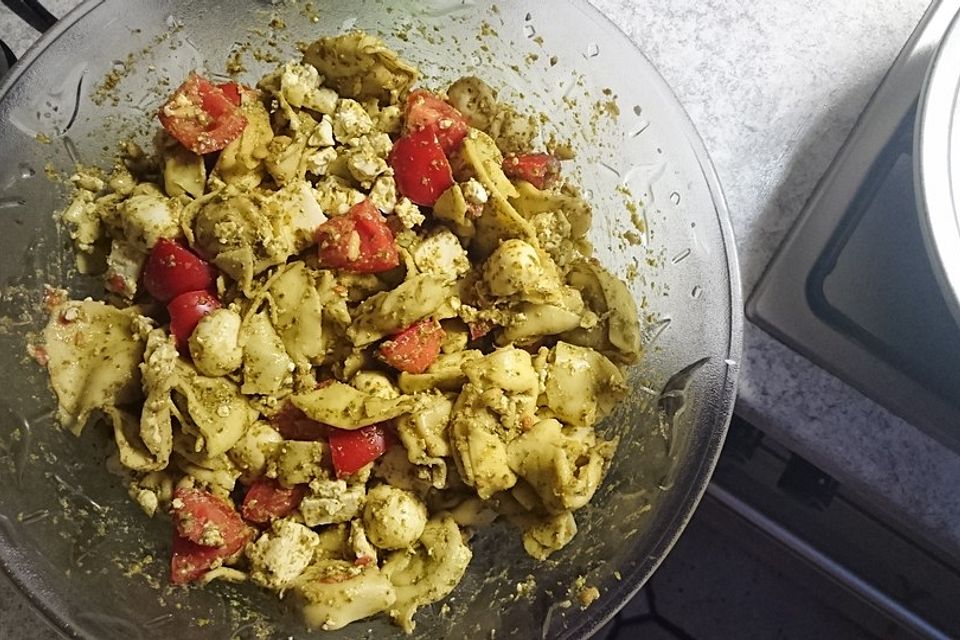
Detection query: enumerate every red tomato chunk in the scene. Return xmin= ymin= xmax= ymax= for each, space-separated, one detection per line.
xmin=329 ymin=423 xmax=390 ymax=478
xmin=158 ymin=73 xmax=248 ymax=155
xmin=404 ymin=89 xmax=469 ymax=154
xmin=468 ymin=319 xmax=494 ymax=341
xmin=169 ymin=488 xmax=253 ymax=585
xmin=270 ymin=403 xmax=329 ymax=441
xmin=171 ymin=487 xmax=248 ymax=547
xmin=241 ymin=478 xmax=306 ymax=525
xmin=143 ymin=238 xmax=217 ymax=303
xmin=217 ymin=81 xmax=243 ymax=106
xmin=388 ymin=127 xmax=455 ymax=207
xmin=167 ymin=290 xmax=221 ymax=351
xmin=378 ymin=318 xmax=445 ymax=374
xmin=316 ymin=200 xmax=400 ymax=273
xmin=502 ymin=153 xmax=561 ymax=190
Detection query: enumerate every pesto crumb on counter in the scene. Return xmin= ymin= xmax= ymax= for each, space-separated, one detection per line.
xmin=38 ymin=29 xmax=641 ymax=634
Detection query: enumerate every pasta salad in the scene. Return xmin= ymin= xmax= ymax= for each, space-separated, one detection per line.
xmin=39 ymin=30 xmax=641 ymax=632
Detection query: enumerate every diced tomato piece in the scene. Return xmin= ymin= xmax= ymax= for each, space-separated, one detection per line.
xmin=404 ymin=89 xmax=470 ymax=154
xmin=143 ymin=238 xmax=217 ymax=303
xmin=354 ymin=555 xmax=374 ymax=567
xmin=158 ymin=72 xmax=248 ymax=155
xmin=241 ymin=478 xmax=307 ymax=525
xmin=388 ymin=128 xmax=455 ymax=207
xmin=378 ymin=318 xmax=445 ymax=374
xmin=502 ymin=153 xmax=561 ymax=190
xmin=167 ymin=290 xmax=220 ymax=351
xmin=170 ymin=529 xmax=252 ymax=585
xmin=169 ymin=488 xmax=253 ymax=584
xmin=469 ymin=319 xmax=494 ymax=341
xmin=105 ymin=274 xmax=128 ymax=295
xmin=171 ymin=487 xmax=249 ymax=547
xmin=217 ymin=81 xmax=243 ymax=106
xmin=270 ymin=403 xmax=328 ymax=441
xmin=316 ymin=199 xmax=400 ymax=273
xmin=328 ymin=423 xmax=390 ymax=478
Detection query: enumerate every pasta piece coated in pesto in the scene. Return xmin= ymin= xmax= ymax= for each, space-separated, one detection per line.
xmin=240 ymin=309 xmax=295 ymax=396
xmin=346 ymin=273 xmax=457 ymax=346
xmin=396 ymin=350 xmax=482 ymax=393
xmin=543 ymin=341 xmax=627 ymax=428
xmin=42 ymin=300 xmax=146 ymax=435
xmin=213 ymin=94 xmax=274 ymax=189
xmin=161 ymin=139 xmax=206 ymax=198
xmin=291 ymin=381 xmax=415 ymax=430
xmin=395 ymin=392 xmax=454 ymax=489
xmin=302 ymin=31 xmax=418 ymax=103
xmin=228 ymin=420 xmax=284 ymax=484
xmin=516 ymin=510 xmax=578 ymax=561
xmin=382 ymin=515 xmax=472 ymax=633
xmin=564 ymin=259 xmax=642 ymax=364
xmin=506 ymin=418 xmax=617 ymax=513
xmin=293 ymin=562 xmax=397 ymax=631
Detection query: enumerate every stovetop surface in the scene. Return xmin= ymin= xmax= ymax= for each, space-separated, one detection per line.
xmin=748 ymin=0 xmax=960 ymax=453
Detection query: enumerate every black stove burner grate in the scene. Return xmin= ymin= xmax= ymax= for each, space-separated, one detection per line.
xmin=2 ymin=0 xmax=56 ymax=33
xmin=0 ymin=0 xmax=57 ymax=77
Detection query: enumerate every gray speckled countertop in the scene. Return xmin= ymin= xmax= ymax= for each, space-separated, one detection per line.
xmin=0 ymin=0 xmax=954 ymax=637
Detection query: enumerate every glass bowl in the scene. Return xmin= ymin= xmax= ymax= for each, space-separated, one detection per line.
xmin=0 ymin=1 xmax=741 ymax=638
